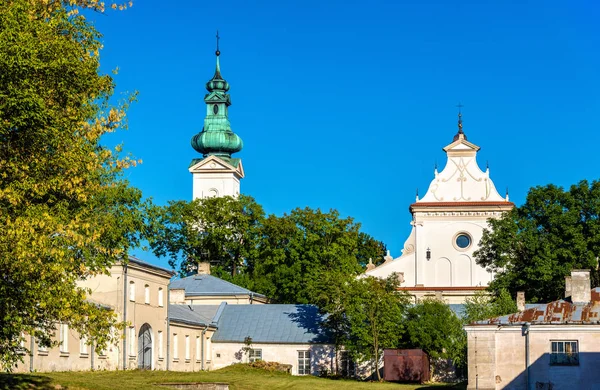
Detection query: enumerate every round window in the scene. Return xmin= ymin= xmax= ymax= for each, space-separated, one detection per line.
xmin=455 ymin=233 xmax=471 ymax=249
xmin=213 ymin=104 xmax=219 ymax=115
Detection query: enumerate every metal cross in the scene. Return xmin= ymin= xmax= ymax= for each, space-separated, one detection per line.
xmin=216 ymin=30 xmax=220 ymax=52
xmin=456 ymin=102 xmax=464 ymax=114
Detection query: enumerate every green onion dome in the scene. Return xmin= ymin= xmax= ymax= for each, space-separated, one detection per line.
xmin=191 ymin=129 xmax=243 ymax=156
xmin=205 ymin=53 xmax=230 ymax=92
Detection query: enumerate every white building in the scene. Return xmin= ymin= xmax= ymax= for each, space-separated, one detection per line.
xmin=464 ymin=270 xmax=600 ymax=390
xmin=365 ymin=114 xmax=513 ymax=303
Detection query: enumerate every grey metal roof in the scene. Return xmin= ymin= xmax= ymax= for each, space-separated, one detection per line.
xmin=169 ymin=274 xmax=265 ymax=298
xmin=127 ymin=256 xmax=175 ymax=276
xmin=212 ymin=304 xmax=332 ymax=344
xmin=169 ymin=304 xmax=221 ymax=327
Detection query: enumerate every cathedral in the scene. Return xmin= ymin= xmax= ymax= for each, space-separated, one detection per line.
xmin=365 ymin=114 xmax=513 ymax=303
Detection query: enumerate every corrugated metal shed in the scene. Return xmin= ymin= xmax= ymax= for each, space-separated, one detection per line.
xmin=474 ymin=288 xmax=600 ymax=325
xmin=212 ymin=304 xmax=332 ymax=344
xmin=170 ymin=274 xmax=265 ymax=298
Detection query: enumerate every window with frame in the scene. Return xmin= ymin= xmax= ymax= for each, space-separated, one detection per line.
xmin=144 ymin=285 xmax=150 ymax=304
xmin=173 ymin=334 xmax=179 ymax=360
xmin=129 ymin=327 xmax=135 ymax=356
xmin=156 ymin=331 xmax=163 ymax=359
xmin=298 ymin=350 xmax=311 ymax=375
xmin=59 ymin=324 xmax=69 ymax=354
xmin=196 ymin=336 xmax=201 ymax=361
xmin=158 ymin=287 xmax=164 ymax=307
xmin=550 ymin=340 xmax=579 ymax=365
xmin=249 ymin=349 xmax=262 ymax=363
xmin=185 ymin=335 xmax=190 ymax=361
xmin=80 ymin=335 xmax=88 ymax=355
xmin=129 ymin=281 xmax=135 ymax=302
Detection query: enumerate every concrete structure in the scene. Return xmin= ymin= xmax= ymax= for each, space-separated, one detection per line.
xmin=365 ymin=112 xmax=513 ymax=303
xmin=464 ymin=270 xmax=600 ymax=390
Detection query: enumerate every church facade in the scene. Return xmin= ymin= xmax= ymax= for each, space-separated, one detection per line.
xmin=365 ymin=115 xmax=513 ymax=303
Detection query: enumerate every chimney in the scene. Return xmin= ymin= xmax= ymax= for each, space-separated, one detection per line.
xmin=570 ymin=269 xmax=591 ymax=303
xmin=565 ymin=275 xmax=572 ymax=298
xmin=516 ymin=291 xmax=525 ymax=312
xmin=197 ymin=262 xmax=211 ymax=275
xmin=169 ymin=288 xmax=186 ymax=304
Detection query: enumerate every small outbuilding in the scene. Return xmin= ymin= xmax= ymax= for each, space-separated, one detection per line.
xmin=384 ymin=349 xmax=430 ymax=383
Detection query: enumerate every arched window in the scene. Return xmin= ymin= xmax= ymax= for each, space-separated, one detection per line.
xmin=129 ymin=281 xmax=135 ymax=302
xmin=144 ymin=284 xmax=150 ymax=304
xmin=158 ymin=287 xmax=164 ymax=307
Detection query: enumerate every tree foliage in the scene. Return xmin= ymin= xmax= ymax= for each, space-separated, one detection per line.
xmin=343 ymin=275 xmax=410 ymax=381
xmin=0 ymin=0 xmax=144 ymax=368
xmin=248 ymin=208 xmax=369 ymax=303
xmin=463 ymin=289 xmax=517 ymax=324
xmin=147 ymin=198 xmax=386 ymax=304
xmin=145 ymin=195 xmax=265 ymax=278
xmin=475 ymin=180 xmax=600 ymax=302
xmin=404 ymin=299 xmax=466 ymax=371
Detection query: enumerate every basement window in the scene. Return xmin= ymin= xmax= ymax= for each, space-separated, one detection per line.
xmin=550 ymin=340 xmax=579 ymax=365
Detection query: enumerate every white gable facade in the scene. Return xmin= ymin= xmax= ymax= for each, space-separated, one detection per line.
xmin=189 ymin=156 xmax=244 ymax=199
xmin=366 ymin=125 xmax=513 ymax=303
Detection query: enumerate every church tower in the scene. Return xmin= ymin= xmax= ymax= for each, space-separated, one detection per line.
xmin=365 ymin=110 xmax=514 ymax=303
xmin=189 ymin=36 xmax=244 ymax=199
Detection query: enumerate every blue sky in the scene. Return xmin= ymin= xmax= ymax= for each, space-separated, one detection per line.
xmin=90 ymin=0 xmax=600 ymax=270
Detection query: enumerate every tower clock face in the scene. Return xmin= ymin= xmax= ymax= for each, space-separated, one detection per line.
xmin=213 ymin=104 xmax=219 ymax=115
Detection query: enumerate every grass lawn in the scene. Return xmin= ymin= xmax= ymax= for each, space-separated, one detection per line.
xmin=0 ymin=365 xmax=466 ymax=390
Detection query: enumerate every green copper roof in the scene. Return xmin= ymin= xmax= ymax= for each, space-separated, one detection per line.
xmin=191 ymin=46 xmax=243 ymax=159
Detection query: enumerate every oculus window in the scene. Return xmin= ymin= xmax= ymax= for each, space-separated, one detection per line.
xmin=455 ymin=233 xmax=472 ymax=249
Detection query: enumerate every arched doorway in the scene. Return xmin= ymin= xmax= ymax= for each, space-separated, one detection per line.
xmin=138 ymin=323 xmax=152 ymax=369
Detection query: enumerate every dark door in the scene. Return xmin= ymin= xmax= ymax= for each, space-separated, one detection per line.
xmin=138 ymin=323 xmax=152 ymax=369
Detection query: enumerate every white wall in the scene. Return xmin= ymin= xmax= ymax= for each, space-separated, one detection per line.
xmin=212 ymin=342 xmax=335 ymax=375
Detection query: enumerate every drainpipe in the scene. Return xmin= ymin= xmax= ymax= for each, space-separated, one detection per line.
xmin=201 ymin=325 xmax=208 ymax=370
xmin=166 ymin=285 xmax=171 ymax=371
xmin=250 ymin=292 xmax=254 ymax=305
xmin=523 ymin=322 xmax=530 ymax=390
xmin=29 ymin=336 xmax=34 ymax=372
xmin=122 ymin=263 xmax=128 ymax=370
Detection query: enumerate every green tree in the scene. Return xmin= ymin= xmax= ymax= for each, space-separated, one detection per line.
xmin=247 ymin=207 xmax=373 ymax=303
xmin=463 ymin=288 xmax=517 ymax=324
xmin=145 ymin=195 xmax=265 ymax=278
xmin=357 ymin=232 xmax=387 ymax=267
xmin=344 ymin=275 xmax=410 ymax=381
xmin=475 ymin=180 xmax=600 ymax=303
xmin=0 ymin=0 xmax=143 ymax=368
xmin=404 ymin=299 xmax=467 ymax=374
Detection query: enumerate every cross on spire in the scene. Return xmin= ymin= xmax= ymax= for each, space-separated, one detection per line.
xmin=456 ymin=102 xmax=464 ymax=134
xmin=215 ymin=30 xmax=220 ymax=56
